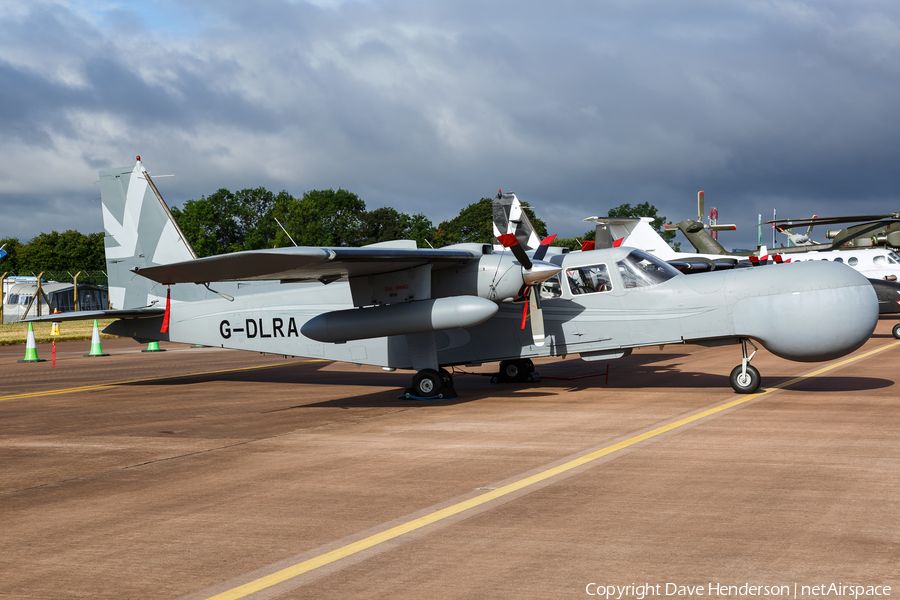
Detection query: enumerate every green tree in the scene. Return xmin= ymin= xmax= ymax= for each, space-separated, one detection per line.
xmin=359 ymin=207 xmax=435 ymax=247
xmin=434 ymin=198 xmax=548 ymax=246
xmin=0 ymin=237 xmax=24 ymax=274
xmin=12 ymin=230 xmax=105 ymax=276
xmin=274 ymin=189 xmax=366 ymax=247
xmin=171 ymin=187 xmax=281 ymax=257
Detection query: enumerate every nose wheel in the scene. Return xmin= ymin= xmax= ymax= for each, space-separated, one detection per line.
xmin=730 ymin=339 xmax=761 ymax=394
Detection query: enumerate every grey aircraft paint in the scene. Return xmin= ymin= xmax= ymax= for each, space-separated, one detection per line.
xmin=28 ymin=159 xmax=880 ymax=395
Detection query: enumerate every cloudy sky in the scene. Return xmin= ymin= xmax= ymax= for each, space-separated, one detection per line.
xmin=2 ymin=0 xmax=900 ymax=250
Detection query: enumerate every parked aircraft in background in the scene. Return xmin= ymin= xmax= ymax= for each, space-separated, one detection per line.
xmin=672 ymin=219 xmax=900 ymax=281
xmin=28 ymin=159 xmax=878 ymax=395
xmin=768 ymin=213 xmax=900 ymax=250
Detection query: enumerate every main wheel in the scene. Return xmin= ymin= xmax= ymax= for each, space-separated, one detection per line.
xmin=412 ymin=369 xmax=443 ymax=397
xmin=498 ymin=359 xmax=532 ymax=383
xmin=729 ymin=364 xmax=761 ymax=394
xmin=893 ymin=323 xmax=900 ymax=340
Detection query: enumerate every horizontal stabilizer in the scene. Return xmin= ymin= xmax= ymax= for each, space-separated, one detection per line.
xmin=22 ymin=308 xmax=166 ymax=324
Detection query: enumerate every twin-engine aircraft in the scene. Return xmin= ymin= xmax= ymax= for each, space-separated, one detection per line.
xmin=31 ymin=159 xmax=878 ymax=396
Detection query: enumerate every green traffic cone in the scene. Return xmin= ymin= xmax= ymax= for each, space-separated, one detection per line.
xmin=18 ymin=323 xmax=46 ymax=363
xmin=84 ymin=320 xmax=109 ymax=357
xmin=142 ymin=340 xmax=166 ymax=352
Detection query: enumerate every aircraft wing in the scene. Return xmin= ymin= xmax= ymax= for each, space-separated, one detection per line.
xmin=22 ymin=308 xmax=166 ymax=323
xmin=132 ymin=245 xmax=481 ymax=285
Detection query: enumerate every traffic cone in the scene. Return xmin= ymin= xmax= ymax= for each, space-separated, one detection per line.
xmin=142 ymin=341 xmax=166 ymax=352
xmin=84 ymin=320 xmax=109 ymax=357
xmin=18 ymin=323 xmax=46 ymax=363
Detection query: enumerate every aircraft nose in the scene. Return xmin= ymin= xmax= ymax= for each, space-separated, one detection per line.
xmin=732 ymin=262 xmax=878 ymax=362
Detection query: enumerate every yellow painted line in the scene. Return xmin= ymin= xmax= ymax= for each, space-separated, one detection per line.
xmin=204 ymin=340 xmax=900 ymax=600
xmin=0 ymin=360 xmax=326 ymax=403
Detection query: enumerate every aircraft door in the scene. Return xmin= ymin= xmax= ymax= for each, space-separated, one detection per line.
xmin=557 ymin=259 xmax=632 ymax=349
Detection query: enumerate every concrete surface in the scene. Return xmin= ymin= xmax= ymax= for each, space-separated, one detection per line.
xmin=1 ymin=320 xmax=898 ymax=599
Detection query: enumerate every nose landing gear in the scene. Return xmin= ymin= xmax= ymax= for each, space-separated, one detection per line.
xmin=730 ymin=338 xmax=761 ymax=394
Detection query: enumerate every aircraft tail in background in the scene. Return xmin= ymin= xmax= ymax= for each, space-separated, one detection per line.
xmin=99 ymin=157 xmax=197 ymax=309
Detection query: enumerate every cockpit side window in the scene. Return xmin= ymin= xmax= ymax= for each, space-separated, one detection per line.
xmin=616 ymin=250 xmax=679 ymax=289
xmin=888 ymin=251 xmax=900 ymax=264
xmin=565 ymin=264 xmax=612 ymax=295
xmin=874 ymin=255 xmax=886 ymax=266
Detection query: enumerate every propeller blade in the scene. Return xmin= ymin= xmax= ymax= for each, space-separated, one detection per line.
xmin=497 ymin=233 xmax=532 ymax=270
xmin=532 ymin=234 xmax=557 ymax=262
xmin=529 ymin=287 xmax=545 ymax=346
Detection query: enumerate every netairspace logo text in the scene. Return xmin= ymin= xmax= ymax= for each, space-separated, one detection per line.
xmin=585 ymin=583 xmax=892 ymax=599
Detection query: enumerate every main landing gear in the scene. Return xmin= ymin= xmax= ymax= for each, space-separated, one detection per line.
xmin=405 ymin=367 xmax=457 ymax=400
xmin=729 ymin=338 xmax=761 ymax=394
xmin=893 ymin=323 xmax=900 ymax=340
xmin=491 ymin=359 xmax=541 ymax=384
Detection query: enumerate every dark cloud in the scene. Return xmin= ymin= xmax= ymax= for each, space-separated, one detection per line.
xmin=2 ymin=0 xmax=900 ymax=252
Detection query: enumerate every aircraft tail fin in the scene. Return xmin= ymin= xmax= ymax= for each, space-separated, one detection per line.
xmin=583 ymin=216 xmax=677 ymax=259
xmin=100 ymin=157 xmax=197 ymax=309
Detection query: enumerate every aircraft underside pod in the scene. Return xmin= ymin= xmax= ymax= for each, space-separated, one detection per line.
xmin=301 ymin=296 xmax=499 ymax=343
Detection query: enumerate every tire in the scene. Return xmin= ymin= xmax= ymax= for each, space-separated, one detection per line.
xmin=729 ymin=364 xmax=761 ymax=394
xmin=893 ymin=323 xmax=900 ymax=340
xmin=412 ymin=369 xmax=442 ymax=397
xmin=439 ymin=368 xmax=454 ymax=389
xmin=498 ymin=359 xmax=531 ymax=383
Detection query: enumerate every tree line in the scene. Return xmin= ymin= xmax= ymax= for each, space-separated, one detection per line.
xmin=1 ymin=187 xmax=676 ymax=283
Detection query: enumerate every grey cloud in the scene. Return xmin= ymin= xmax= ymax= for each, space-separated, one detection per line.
xmin=2 ymin=0 xmax=900 ymax=251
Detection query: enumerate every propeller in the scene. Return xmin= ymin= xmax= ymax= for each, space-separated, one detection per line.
xmin=496 ymin=233 xmax=560 ymax=347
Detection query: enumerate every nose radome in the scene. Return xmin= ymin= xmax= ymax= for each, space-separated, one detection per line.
xmin=731 ymin=262 xmax=877 ymax=362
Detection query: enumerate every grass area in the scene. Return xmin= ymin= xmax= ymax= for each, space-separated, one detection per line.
xmin=0 ymin=319 xmax=120 ymax=345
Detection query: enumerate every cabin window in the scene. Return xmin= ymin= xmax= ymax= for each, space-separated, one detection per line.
xmin=834 ymin=257 xmax=843 ymax=263
xmin=616 ymin=250 xmax=680 ymax=289
xmin=848 ymin=257 xmax=859 ymax=266
xmin=566 ymin=264 xmax=612 ymax=295
xmin=539 ymin=274 xmax=563 ymax=299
